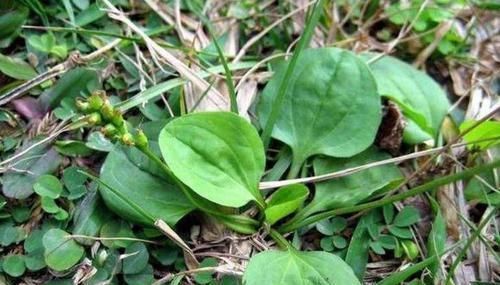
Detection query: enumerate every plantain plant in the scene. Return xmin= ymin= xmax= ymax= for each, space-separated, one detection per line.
xmin=68 ymin=43 xmax=499 ymax=284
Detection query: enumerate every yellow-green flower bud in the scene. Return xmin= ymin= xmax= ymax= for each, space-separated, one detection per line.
xmin=88 ymin=92 xmax=104 ymax=111
xmin=135 ymin=129 xmax=148 ymax=149
xmin=76 ymin=99 xmax=90 ymax=113
xmin=121 ymin=133 xmax=135 ymax=146
xmin=111 ymin=110 xmax=124 ymax=127
xmin=101 ymin=124 xmax=118 ymax=138
xmin=86 ymin=112 xmax=102 ymax=126
xmin=100 ymin=103 xmax=114 ymax=122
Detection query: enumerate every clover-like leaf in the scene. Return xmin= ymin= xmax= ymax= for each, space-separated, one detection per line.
xmin=159 ymin=112 xmax=265 ymax=208
xmin=42 ymin=229 xmax=84 ymax=271
xmin=393 ymin=206 xmax=420 ymax=227
xmin=123 ymin=242 xmax=149 ymax=275
xmin=2 ymin=254 xmax=26 ymax=277
xmin=258 ymin=48 xmax=381 ymax=177
xmin=243 ymin=248 xmax=360 ymax=285
xmin=33 ymin=175 xmax=62 ymax=199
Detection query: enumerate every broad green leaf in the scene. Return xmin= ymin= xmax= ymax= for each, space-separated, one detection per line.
xmin=100 ymin=144 xmax=195 ymax=226
xmin=33 ymin=175 xmax=63 ymax=199
xmin=159 ymin=112 xmax=265 ymax=208
xmin=0 ymin=1 xmax=28 ymax=47
xmin=393 ymin=206 xmax=420 ymax=227
xmin=0 ymin=53 xmax=37 ymax=80
xmin=296 ymin=147 xmax=402 ymax=219
xmin=265 ymin=184 xmax=309 ymax=225
xmin=42 ymin=229 xmax=84 ymax=271
xmin=2 ymin=254 xmax=26 ymax=277
xmin=244 ymin=248 xmax=360 ymax=285
xmin=258 ymin=48 xmax=381 ymax=177
xmin=72 ymin=191 xmax=108 ymax=245
xmin=460 ymin=120 xmax=500 ymax=150
xmin=2 ymin=137 xmax=62 ymax=199
xmin=362 ymin=53 xmax=450 ymax=143
xmin=123 ymin=242 xmax=149 ymax=275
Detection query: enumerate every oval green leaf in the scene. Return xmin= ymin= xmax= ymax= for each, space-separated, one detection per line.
xmin=159 ymin=112 xmax=265 ymax=208
xmin=265 ymin=184 xmax=309 ymax=225
xmin=100 ymin=144 xmax=195 ymax=226
xmin=123 ymin=242 xmax=149 ymax=275
xmin=460 ymin=120 xmax=500 ymax=150
xmin=243 ymin=248 xmax=360 ymax=285
xmin=362 ymin=53 xmax=450 ymax=143
xmin=393 ymin=206 xmax=420 ymax=227
xmin=295 ymin=147 xmax=402 ymax=220
xmin=33 ymin=175 xmax=63 ymax=199
xmin=72 ymin=190 xmax=108 ymax=245
xmin=42 ymin=229 xmax=84 ymax=271
xmin=2 ymin=254 xmax=26 ymax=277
xmin=0 ymin=53 xmax=37 ymax=80
xmin=258 ymin=48 xmax=381 ymax=176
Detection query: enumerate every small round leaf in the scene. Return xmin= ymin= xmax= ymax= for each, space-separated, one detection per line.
xmin=33 ymin=175 xmax=62 ymax=199
xmin=123 ymin=242 xmax=149 ymax=275
xmin=2 ymin=255 xmax=26 ymax=277
xmin=393 ymin=206 xmax=420 ymax=227
xmin=42 ymin=229 xmax=84 ymax=271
